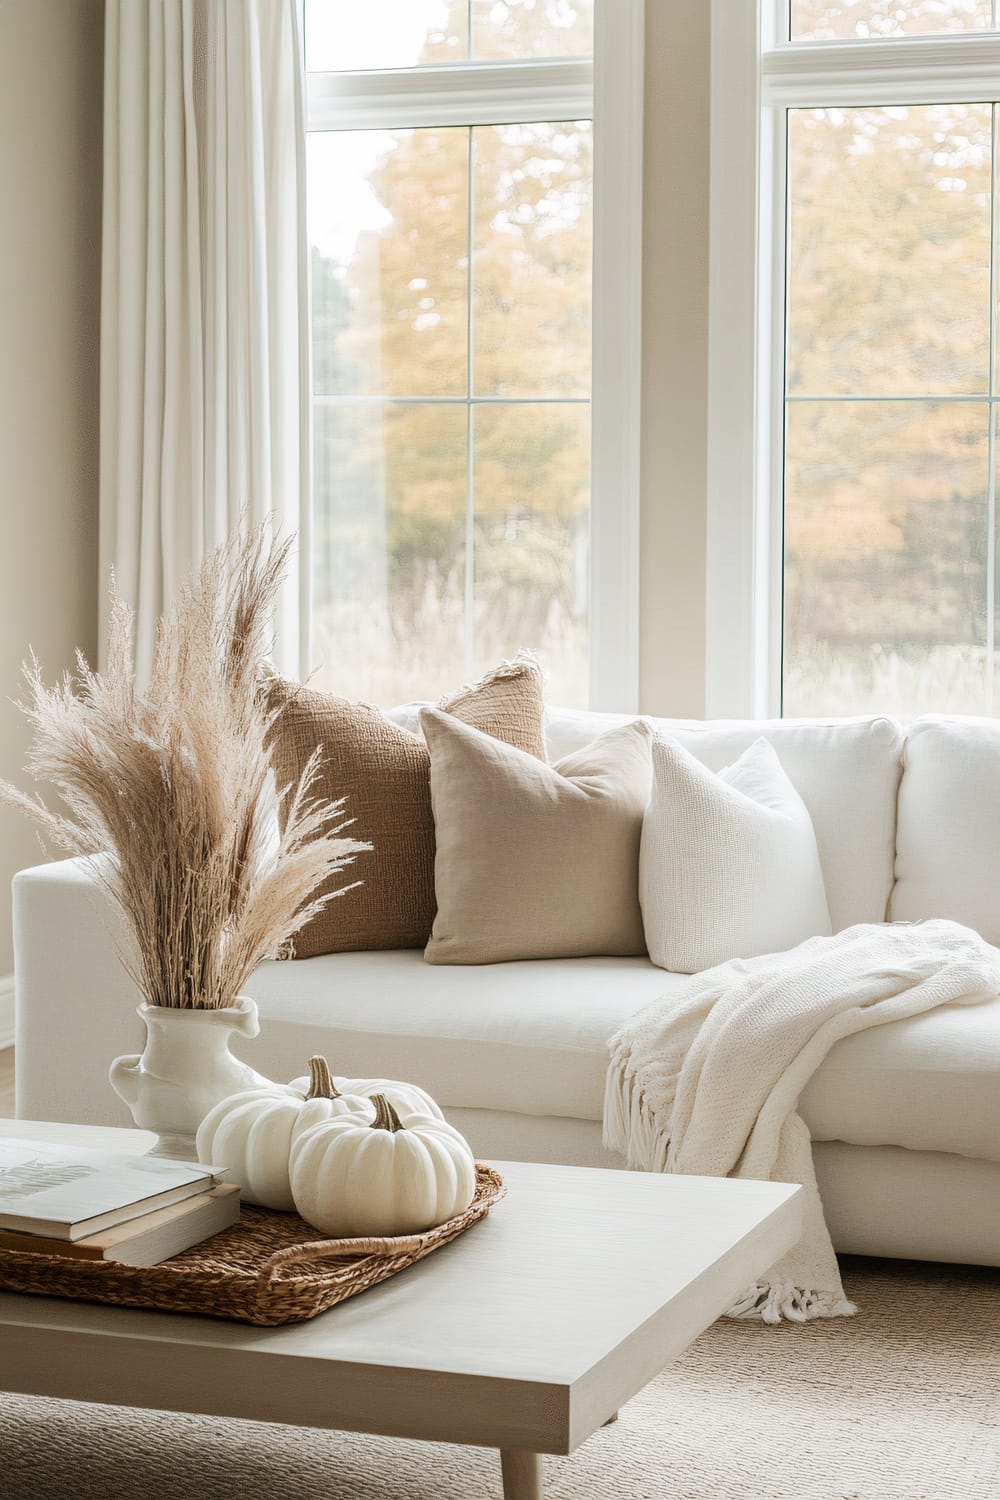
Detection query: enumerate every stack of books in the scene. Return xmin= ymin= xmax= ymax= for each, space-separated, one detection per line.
xmin=0 ymin=1138 xmax=239 ymax=1266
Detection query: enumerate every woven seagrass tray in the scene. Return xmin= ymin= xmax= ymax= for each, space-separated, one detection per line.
xmin=0 ymin=1164 xmax=505 ymax=1327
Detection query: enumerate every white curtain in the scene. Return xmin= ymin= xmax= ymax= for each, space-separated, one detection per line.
xmin=100 ymin=0 xmax=310 ymax=681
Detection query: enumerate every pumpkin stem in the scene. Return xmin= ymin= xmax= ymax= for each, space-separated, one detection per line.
xmin=370 ymin=1094 xmax=404 ymax=1133
xmin=307 ymin=1055 xmax=341 ymax=1101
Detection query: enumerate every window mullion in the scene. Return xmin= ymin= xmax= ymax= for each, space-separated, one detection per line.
xmin=465 ymin=124 xmax=475 ymax=682
xmin=705 ymin=0 xmax=766 ymax=717
xmin=988 ymin=105 xmax=998 ymax=713
xmin=763 ymin=35 xmax=1000 ymax=109
xmin=307 ymin=58 xmax=593 ymax=132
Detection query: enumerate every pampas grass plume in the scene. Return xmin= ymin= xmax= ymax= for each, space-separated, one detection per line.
xmin=0 ymin=526 xmax=370 ymax=1009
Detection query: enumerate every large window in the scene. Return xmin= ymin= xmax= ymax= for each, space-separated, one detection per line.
xmin=303 ymin=2 xmax=597 ymax=706
xmin=709 ymin=3 xmax=1000 ymax=718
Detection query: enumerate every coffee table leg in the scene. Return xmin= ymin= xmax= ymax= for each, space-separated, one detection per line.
xmin=500 ymin=1448 xmax=543 ymax=1499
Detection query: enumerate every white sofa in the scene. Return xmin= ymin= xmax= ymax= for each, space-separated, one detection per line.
xmin=12 ymin=708 xmax=1000 ymax=1267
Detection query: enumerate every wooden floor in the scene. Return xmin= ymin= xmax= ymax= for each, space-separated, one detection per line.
xmin=0 ymin=1048 xmax=14 ymax=1115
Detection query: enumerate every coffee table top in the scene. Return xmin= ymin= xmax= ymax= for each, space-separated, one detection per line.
xmin=0 ymin=1120 xmax=802 ymax=1455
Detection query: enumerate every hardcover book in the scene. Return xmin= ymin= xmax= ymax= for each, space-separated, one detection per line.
xmin=0 ymin=1138 xmax=225 ymax=1240
xmin=0 ymin=1184 xmax=241 ymax=1265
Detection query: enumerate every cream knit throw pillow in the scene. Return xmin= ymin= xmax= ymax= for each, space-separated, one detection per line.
xmin=423 ymin=711 xmax=653 ymax=964
xmin=640 ymin=735 xmax=832 ymax=973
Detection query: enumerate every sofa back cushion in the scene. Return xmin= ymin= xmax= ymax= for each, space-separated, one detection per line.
xmin=891 ymin=717 xmax=1000 ymax=940
xmin=544 ymin=710 xmax=903 ymax=931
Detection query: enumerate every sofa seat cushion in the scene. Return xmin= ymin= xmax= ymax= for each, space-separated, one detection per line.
xmin=245 ymin=951 xmax=1000 ymax=1162
xmin=247 ymin=952 xmax=670 ymax=1122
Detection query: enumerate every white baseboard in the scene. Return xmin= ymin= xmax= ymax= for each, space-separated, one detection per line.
xmin=0 ymin=974 xmax=13 ymax=1050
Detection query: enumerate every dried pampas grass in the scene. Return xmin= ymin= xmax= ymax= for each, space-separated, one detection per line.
xmin=0 ymin=526 xmax=370 ymax=1009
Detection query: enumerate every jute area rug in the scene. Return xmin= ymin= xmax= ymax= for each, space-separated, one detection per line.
xmin=2 ymin=1257 xmax=997 ymax=1500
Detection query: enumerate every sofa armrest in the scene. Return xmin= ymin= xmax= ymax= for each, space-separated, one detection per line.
xmin=13 ymin=856 xmax=143 ymax=1126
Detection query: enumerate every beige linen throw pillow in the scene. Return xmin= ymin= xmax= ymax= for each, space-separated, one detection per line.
xmin=422 ymin=710 xmax=653 ymax=964
xmin=265 ymin=656 xmax=546 ymax=956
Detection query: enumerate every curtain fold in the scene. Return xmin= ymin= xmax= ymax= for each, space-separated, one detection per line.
xmin=100 ymin=0 xmax=310 ymax=681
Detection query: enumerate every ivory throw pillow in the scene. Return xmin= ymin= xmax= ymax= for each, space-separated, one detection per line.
xmin=266 ymin=656 xmax=546 ymax=956
xmin=422 ymin=711 xmax=653 ymax=964
xmin=640 ymin=735 xmax=832 ymax=974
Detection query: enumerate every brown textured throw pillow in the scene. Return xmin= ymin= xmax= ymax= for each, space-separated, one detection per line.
xmin=266 ymin=656 xmax=546 ymax=956
xmin=422 ymin=710 xmax=653 ymax=964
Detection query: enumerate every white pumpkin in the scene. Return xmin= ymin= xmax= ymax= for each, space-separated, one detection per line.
xmin=289 ymin=1094 xmax=476 ymax=1237
xmin=285 ymin=1066 xmax=445 ymax=1122
xmin=196 ymin=1056 xmax=372 ymax=1210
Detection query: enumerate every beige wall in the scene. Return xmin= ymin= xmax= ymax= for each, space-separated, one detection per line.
xmin=0 ymin=0 xmax=104 ymax=975
xmin=639 ymin=0 xmax=710 ymax=719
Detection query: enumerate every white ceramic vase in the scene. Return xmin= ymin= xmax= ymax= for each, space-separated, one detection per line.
xmin=109 ymin=996 xmax=273 ymax=1159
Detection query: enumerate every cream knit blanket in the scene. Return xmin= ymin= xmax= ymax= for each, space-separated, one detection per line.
xmin=603 ymin=920 xmax=1000 ymax=1325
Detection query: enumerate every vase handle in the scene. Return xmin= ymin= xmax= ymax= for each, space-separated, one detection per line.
xmin=109 ymin=1052 xmax=141 ymax=1109
xmin=232 ymin=996 xmax=261 ymax=1040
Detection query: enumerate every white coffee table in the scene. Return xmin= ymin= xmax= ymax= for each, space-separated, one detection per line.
xmin=0 ymin=1120 xmax=801 ymax=1499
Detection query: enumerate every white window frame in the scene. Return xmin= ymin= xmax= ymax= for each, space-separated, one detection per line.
xmin=707 ymin=3 xmax=1000 ymax=718
xmin=304 ymin=1 xmax=644 ymax=712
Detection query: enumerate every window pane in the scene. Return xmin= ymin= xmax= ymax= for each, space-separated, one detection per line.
xmin=787 ymin=105 xmax=991 ymax=398
xmin=473 ymin=122 xmax=592 ymax=397
xmin=311 ymin=403 xmax=468 ymax=702
xmin=783 ymin=401 xmax=989 ymax=717
xmin=304 ymin=1 xmax=468 ymax=71
xmin=790 ymin=0 xmax=992 ymax=40
xmin=308 ymin=127 xmax=468 ymax=398
xmin=471 ymin=0 xmax=592 ymax=59
xmin=473 ymin=403 xmax=590 ymax=704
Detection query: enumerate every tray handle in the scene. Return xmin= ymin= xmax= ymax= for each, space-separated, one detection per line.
xmin=257 ymin=1233 xmax=427 ymax=1287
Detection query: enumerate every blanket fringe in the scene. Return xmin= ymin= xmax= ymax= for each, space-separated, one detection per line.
xmin=725 ymin=1280 xmax=858 ymax=1325
xmin=603 ymin=1057 xmax=672 ymax=1172
xmin=605 ymin=1052 xmax=860 ymax=1327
